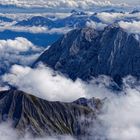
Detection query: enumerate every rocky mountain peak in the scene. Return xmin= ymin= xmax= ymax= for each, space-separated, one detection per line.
xmin=0 ymin=89 xmax=100 ymax=137
xmin=34 ymin=25 xmax=140 ymax=84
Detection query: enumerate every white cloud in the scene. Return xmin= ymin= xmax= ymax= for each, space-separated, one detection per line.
xmin=0 ymin=37 xmax=42 ymax=74
xmin=0 ymin=21 xmax=72 ymax=34
xmin=98 ymin=87 xmax=140 ymax=140
xmin=10 ymin=26 xmax=50 ymax=34
xmin=2 ymin=64 xmax=116 ymax=102
xmin=2 ymin=65 xmax=88 ymax=101
xmin=95 ymin=12 xmax=140 ymax=24
xmin=0 ymin=37 xmax=38 ymax=52
xmin=0 ymin=86 xmax=9 ymax=91
xmin=44 ymin=27 xmax=72 ymax=34
xmin=96 ymin=12 xmax=125 ymax=24
xmin=86 ymin=21 xmax=107 ymax=30
xmin=119 ymin=21 xmax=140 ymax=34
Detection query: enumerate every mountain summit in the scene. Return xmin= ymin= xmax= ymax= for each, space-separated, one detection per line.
xmin=0 ymin=89 xmax=101 ymax=137
xmin=34 ymin=25 xmax=140 ymax=83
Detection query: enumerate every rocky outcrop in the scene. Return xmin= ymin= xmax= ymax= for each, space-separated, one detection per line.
xmin=0 ymin=89 xmax=101 ymax=137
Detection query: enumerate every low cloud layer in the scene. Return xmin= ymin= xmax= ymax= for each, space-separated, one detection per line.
xmin=2 ymin=65 xmax=90 ymax=101
xmin=119 ymin=21 xmax=140 ymax=34
xmin=96 ymin=12 xmax=140 ymax=24
xmin=0 ymin=37 xmax=37 ymax=52
xmin=96 ymin=12 xmax=125 ymax=24
xmin=96 ymin=85 xmax=140 ymax=140
xmin=2 ymin=64 xmax=116 ymax=101
xmin=0 ymin=22 xmax=72 ymax=34
xmin=0 ymin=37 xmax=42 ymax=74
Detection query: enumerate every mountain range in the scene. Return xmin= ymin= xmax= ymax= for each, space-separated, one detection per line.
xmin=0 ymin=19 xmax=140 ymax=139
xmin=15 ymin=11 xmax=140 ymax=28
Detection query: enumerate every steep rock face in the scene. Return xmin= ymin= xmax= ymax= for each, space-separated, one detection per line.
xmin=34 ymin=25 xmax=140 ymax=83
xmin=0 ymin=89 xmax=101 ymax=137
